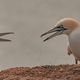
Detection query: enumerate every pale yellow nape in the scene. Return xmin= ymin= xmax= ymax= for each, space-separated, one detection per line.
xmin=56 ymin=18 xmax=80 ymax=32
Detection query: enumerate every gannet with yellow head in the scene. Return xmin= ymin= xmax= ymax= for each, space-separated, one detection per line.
xmin=41 ymin=18 xmax=80 ymax=64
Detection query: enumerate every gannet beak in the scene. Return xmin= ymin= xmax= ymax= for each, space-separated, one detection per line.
xmin=0 ymin=32 xmax=14 ymax=42
xmin=41 ymin=25 xmax=67 ymax=42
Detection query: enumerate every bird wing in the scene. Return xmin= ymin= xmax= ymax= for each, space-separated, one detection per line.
xmin=0 ymin=32 xmax=14 ymax=36
xmin=0 ymin=38 xmax=11 ymax=42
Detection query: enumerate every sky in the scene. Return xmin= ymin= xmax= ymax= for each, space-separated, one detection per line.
xmin=0 ymin=0 xmax=80 ymax=70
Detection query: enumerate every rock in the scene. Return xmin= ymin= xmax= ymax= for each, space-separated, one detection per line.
xmin=0 ymin=64 xmax=80 ymax=80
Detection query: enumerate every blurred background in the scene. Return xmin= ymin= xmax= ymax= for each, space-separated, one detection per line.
xmin=0 ymin=0 xmax=80 ymax=70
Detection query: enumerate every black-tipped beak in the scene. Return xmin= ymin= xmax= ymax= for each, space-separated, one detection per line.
xmin=0 ymin=32 xmax=14 ymax=42
xmin=41 ymin=25 xmax=67 ymax=42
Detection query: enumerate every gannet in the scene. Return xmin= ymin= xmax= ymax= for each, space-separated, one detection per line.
xmin=0 ymin=32 xmax=14 ymax=41
xmin=41 ymin=18 xmax=80 ymax=64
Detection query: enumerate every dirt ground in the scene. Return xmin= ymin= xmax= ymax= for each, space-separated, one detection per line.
xmin=0 ymin=64 xmax=80 ymax=80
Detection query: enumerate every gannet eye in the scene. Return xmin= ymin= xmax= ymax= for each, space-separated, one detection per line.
xmin=56 ymin=25 xmax=64 ymax=28
xmin=55 ymin=25 xmax=67 ymax=32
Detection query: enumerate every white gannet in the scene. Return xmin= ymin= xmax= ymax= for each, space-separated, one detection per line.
xmin=41 ymin=18 xmax=80 ymax=64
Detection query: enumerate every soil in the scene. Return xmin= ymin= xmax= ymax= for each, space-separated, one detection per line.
xmin=0 ymin=64 xmax=80 ymax=80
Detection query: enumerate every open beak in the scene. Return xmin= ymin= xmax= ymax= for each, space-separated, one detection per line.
xmin=41 ymin=25 xmax=67 ymax=42
xmin=0 ymin=32 xmax=14 ymax=42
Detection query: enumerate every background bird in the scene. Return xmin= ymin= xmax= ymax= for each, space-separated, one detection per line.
xmin=41 ymin=18 xmax=80 ymax=64
xmin=0 ymin=32 xmax=14 ymax=42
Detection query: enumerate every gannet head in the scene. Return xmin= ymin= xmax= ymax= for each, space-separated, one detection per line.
xmin=41 ymin=18 xmax=79 ymax=41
